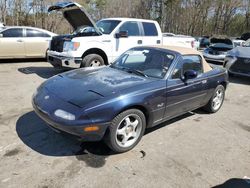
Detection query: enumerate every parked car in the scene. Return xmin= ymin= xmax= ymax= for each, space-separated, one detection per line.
xmin=0 ymin=26 xmax=56 ymax=59
xmin=240 ymin=32 xmax=250 ymax=41
xmin=199 ymin=36 xmax=210 ymax=49
xmin=47 ymin=2 xmax=196 ymax=69
xmin=224 ymin=39 xmax=250 ymax=77
xmin=203 ymin=36 xmax=233 ymax=63
xmin=232 ymin=39 xmax=245 ymax=47
xmin=33 ymin=45 xmax=228 ymax=153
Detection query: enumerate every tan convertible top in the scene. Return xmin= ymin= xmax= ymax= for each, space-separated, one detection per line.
xmin=150 ymin=45 xmax=212 ymax=72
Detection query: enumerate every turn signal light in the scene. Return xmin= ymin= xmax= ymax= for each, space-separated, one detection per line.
xmin=84 ymin=126 xmax=100 ymax=132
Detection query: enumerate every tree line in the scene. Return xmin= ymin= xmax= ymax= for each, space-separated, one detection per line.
xmin=0 ymin=0 xmax=249 ymax=37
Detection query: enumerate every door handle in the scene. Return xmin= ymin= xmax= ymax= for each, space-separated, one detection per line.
xmin=137 ymin=40 xmax=142 ymax=44
xmin=202 ymin=80 xmax=207 ymax=84
xmin=156 ymin=40 xmax=161 ymax=44
xmin=17 ymin=39 xmax=23 ymax=42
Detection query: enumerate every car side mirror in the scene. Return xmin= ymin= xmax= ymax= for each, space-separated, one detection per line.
xmin=181 ymin=70 xmax=198 ymax=81
xmin=0 ymin=34 xmax=3 ymax=37
xmin=115 ymin=31 xmax=128 ymax=38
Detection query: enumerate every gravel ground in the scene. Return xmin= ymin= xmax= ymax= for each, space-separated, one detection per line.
xmin=0 ymin=60 xmax=250 ymax=188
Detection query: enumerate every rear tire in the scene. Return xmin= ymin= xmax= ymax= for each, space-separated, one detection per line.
xmin=105 ymin=109 xmax=146 ymax=153
xmin=203 ymin=85 xmax=225 ymax=113
xmin=81 ymin=54 xmax=104 ymax=67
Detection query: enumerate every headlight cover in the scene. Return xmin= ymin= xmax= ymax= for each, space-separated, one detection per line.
xmin=63 ymin=42 xmax=80 ymax=52
xmin=54 ymin=109 xmax=76 ymax=121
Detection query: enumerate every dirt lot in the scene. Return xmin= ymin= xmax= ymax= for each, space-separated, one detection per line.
xmin=0 ymin=60 xmax=250 ymax=188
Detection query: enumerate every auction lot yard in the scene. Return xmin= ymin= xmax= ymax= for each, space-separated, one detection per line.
xmin=0 ymin=60 xmax=250 ymax=188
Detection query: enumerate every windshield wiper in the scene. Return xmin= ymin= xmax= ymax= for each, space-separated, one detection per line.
xmin=110 ymin=65 xmax=148 ymax=77
xmin=122 ymin=67 xmax=148 ymax=77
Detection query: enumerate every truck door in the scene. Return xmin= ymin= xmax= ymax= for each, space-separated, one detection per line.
xmin=140 ymin=22 xmax=162 ymax=46
xmin=112 ymin=21 xmax=143 ymax=60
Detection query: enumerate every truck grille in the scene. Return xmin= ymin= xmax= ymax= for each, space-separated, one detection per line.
xmin=50 ymin=35 xmax=74 ymax=52
xmin=50 ymin=37 xmax=64 ymax=52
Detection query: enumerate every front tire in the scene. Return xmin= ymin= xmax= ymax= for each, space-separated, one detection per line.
xmin=81 ymin=54 xmax=104 ymax=67
xmin=105 ymin=109 xmax=146 ymax=153
xmin=203 ymin=85 xmax=225 ymax=113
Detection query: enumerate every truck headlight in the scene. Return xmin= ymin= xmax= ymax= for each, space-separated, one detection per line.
xmin=54 ymin=109 xmax=76 ymax=121
xmin=63 ymin=42 xmax=80 ymax=52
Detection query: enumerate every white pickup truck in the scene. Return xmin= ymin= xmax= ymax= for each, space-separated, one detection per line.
xmin=47 ymin=2 xmax=195 ymax=68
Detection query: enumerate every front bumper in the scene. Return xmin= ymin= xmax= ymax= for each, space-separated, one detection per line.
xmin=47 ymin=51 xmax=82 ymax=69
xmin=203 ymin=53 xmax=226 ymax=63
xmin=32 ymin=90 xmax=110 ymax=141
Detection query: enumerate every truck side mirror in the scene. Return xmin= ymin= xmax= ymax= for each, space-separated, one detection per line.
xmin=115 ymin=31 xmax=128 ymax=38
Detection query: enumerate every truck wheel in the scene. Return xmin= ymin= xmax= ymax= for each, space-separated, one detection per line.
xmin=105 ymin=109 xmax=146 ymax=153
xmin=203 ymin=85 xmax=225 ymax=113
xmin=81 ymin=54 xmax=104 ymax=67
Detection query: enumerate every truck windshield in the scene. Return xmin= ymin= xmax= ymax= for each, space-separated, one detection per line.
xmin=96 ymin=20 xmax=121 ymax=34
xmin=73 ymin=20 xmax=120 ymax=35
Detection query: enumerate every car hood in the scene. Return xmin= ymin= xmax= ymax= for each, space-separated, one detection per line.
xmin=227 ymin=46 xmax=250 ymax=58
xmin=48 ymin=2 xmax=101 ymax=33
xmin=210 ymin=37 xmax=233 ymax=45
xmin=44 ymin=66 xmax=153 ymax=107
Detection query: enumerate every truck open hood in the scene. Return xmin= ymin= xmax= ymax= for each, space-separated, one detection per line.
xmin=48 ymin=2 xmax=101 ymax=34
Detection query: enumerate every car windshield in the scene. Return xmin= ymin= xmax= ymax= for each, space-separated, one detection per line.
xmin=111 ymin=48 xmax=175 ymax=79
xmin=96 ymin=20 xmax=121 ymax=34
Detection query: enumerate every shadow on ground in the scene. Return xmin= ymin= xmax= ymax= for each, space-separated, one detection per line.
xmin=16 ymin=109 xmax=205 ymax=167
xmin=18 ymin=66 xmax=64 ymax=79
xmin=212 ymin=178 xmax=250 ymax=188
xmin=16 ymin=111 xmax=112 ymax=168
xmin=229 ymin=75 xmax=250 ymax=85
xmin=0 ymin=58 xmax=45 ymax=63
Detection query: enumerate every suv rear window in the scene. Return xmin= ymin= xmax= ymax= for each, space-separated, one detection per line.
xmin=142 ymin=22 xmax=158 ymax=36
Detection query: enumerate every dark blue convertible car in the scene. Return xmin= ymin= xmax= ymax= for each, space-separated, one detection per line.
xmin=33 ymin=46 xmax=228 ymax=152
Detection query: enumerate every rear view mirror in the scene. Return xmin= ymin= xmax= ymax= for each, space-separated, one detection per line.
xmin=115 ymin=31 xmax=128 ymax=38
xmin=182 ymin=70 xmax=197 ymax=81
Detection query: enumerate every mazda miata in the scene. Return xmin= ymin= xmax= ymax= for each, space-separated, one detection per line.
xmin=33 ymin=46 xmax=228 ymax=152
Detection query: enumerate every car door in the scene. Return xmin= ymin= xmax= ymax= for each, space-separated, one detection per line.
xmin=140 ymin=22 xmax=161 ymax=46
xmin=23 ymin=29 xmax=51 ymax=58
xmin=0 ymin=28 xmax=25 ymax=58
xmin=164 ymin=55 xmax=207 ymax=119
xmin=112 ymin=21 xmax=143 ymax=59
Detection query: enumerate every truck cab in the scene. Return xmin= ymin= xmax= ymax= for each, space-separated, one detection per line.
xmin=47 ymin=2 xmax=193 ymax=69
